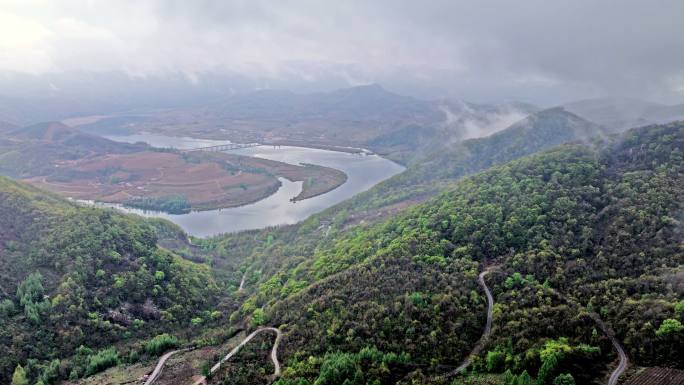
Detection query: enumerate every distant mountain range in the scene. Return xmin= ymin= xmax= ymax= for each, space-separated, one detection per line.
xmin=3 ymin=83 xmax=684 ymax=169
xmin=564 ymin=97 xmax=684 ymax=131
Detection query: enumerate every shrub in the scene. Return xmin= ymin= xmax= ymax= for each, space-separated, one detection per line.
xmin=145 ymin=333 xmax=179 ymax=356
xmin=0 ymin=299 xmax=15 ymax=317
xmin=251 ymin=308 xmax=266 ymax=326
xmin=553 ymin=373 xmax=576 ymax=385
xmin=656 ymin=319 xmax=684 ymax=336
xmin=86 ymin=347 xmax=119 ymax=376
xmin=486 ymin=349 xmax=506 ymax=372
xmin=675 ymin=300 xmax=684 ymax=318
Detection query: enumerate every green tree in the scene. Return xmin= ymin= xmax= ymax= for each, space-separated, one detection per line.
xmin=11 ymin=364 xmax=28 ymax=385
xmin=0 ymin=299 xmax=16 ymax=317
xmin=503 ymin=369 xmax=516 ymax=385
xmin=537 ymin=353 xmax=559 ymax=385
xmin=252 ymin=308 xmax=266 ymax=326
xmin=675 ymin=300 xmax=684 ymax=318
xmin=16 ymin=272 xmax=44 ymax=305
xmin=315 ymin=352 xmax=362 ymax=385
xmin=553 ymin=374 xmax=575 ymax=385
xmin=86 ymin=347 xmax=119 ymax=376
xmin=655 ymin=319 xmax=684 ymax=336
xmin=516 ymin=370 xmax=533 ymax=385
xmin=154 ymin=270 xmax=165 ymax=282
xmin=486 ymin=349 xmax=506 ymax=372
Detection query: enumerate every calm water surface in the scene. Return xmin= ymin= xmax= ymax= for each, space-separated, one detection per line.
xmin=99 ymin=133 xmax=404 ymax=237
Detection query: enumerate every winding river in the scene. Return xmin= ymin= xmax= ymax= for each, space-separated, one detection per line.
xmin=99 ymin=133 xmax=404 ymax=237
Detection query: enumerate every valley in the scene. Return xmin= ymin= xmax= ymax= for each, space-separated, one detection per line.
xmin=2 ymin=4 xmax=684 ymax=385
xmin=85 ymin=134 xmax=404 ymax=236
xmin=1 ymin=118 xmax=681 ymax=385
xmin=0 ymin=85 xmax=682 ymax=385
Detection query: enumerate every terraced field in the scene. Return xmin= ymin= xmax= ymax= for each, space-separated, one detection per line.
xmin=624 ymin=368 xmax=684 ymax=385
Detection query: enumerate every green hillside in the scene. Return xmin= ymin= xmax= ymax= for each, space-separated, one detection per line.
xmin=0 ymin=177 xmax=219 ymax=383
xmin=202 ymin=107 xmax=607 ymax=291
xmin=1 ymin=120 xmax=681 ymax=385
xmin=208 ymin=122 xmax=682 ymax=385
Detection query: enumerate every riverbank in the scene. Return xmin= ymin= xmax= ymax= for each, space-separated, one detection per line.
xmin=74 ymin=134 xmax=404 ymax=236
xmin=27 ymin=150 xmax=348 ymax=214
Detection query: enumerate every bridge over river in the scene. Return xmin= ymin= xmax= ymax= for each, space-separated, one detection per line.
xmin=179 ymin=142 xmax=261 ymax=153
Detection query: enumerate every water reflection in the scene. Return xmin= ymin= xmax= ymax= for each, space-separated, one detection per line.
xmin=106 ymin=132 xmax=231 ymax=149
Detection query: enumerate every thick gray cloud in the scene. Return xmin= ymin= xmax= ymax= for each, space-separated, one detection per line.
xmin=1 ymin=0 xmax=683 ymax=104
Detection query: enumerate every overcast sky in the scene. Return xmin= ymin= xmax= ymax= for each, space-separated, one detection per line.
xmin=1 ymin=0 xmax=683 ymax=104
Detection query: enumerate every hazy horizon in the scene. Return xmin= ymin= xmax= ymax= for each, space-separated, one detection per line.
xmin=1 ymin=0 xmax=684 ymax=107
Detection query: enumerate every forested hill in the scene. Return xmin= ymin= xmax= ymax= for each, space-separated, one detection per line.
xmin=200 ymin=107 xmax=613 ymax=309
xmin=0 ymin=121 xmax=146 ymax=178
xmin=275 ymin=107 xmax=604 ymax=240
xmin=0 ymin=177 xmax=219 ymax=384
xmin=221 ymin=122 xmax=682 ymax=385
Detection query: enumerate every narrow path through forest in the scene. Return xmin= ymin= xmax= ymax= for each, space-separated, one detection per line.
xmin=238 ymin=272 xmax=247 ymax=292
xmin=607 ymin=337 xmax=628 ymax=385
xmin=593 ymin=317 xmax=629 ymax=385
xmin=439 ymin=269 xmax=494 ymax=379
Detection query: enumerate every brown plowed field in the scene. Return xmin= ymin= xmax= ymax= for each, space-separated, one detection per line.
xmin=25 ymin=150 xmax=346 ymax=211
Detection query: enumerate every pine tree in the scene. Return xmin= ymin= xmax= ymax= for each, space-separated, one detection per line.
xmin=11 ymin=364 xmax=28 ymax=385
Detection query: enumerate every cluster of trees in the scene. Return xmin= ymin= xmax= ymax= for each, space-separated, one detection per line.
xmin=125 ymin=194 xmax=192 ymax=214
xmin=15 ymin=272 xmax=51 ymax=324
xmin=274 ymin=346 xmax=411 ymax=385
xmin=145 ymin=333 xmax=179 ymax=356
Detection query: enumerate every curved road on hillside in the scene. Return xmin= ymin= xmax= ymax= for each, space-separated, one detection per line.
xmin=144 ymin=328 xmax=281 ymax=385
xmin=587 ymin=313 xmax=628 ymax=385
xmin=143 ymin=348 xmax=192 ymax=385
xmin=604 ymin=324 xmax=629 ymax=385
xmin=440 ymin=269 xmax=494 ymax=379
xmin=607 ymin=338 xmax=628 ymax=385
xmin=192 ymin=327 xmax=282 ymax=385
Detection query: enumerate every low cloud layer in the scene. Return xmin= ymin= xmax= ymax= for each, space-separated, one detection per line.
xmin=1 ymin=0 xmax=683 ymax=104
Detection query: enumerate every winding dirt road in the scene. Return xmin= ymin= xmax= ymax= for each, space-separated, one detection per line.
xmin=143 ymin=348 xmax=192 ymax=385
xmin=440 ymin=269 xmax=494 ymax=378
xmin=192 ymin=327 xmax=282 ymax=385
